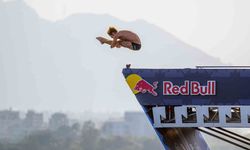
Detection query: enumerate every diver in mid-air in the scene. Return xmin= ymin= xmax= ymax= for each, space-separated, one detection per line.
xmin=96 ymin=27 xmax=141 ymax=51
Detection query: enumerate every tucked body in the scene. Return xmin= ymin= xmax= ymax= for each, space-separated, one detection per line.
xmin=96 ymin=27 xmax=141 ymax=51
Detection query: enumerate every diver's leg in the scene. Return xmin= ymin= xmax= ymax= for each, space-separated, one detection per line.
xmin=118 ymin=41 xmax=133 ymax=49
xmin=96 ymin=37 xmax=113 ymax=45
xmin=97 ymin=37 xmax=126 ymax=48
xmin=100 ymin=39 xmax=121 ymax=48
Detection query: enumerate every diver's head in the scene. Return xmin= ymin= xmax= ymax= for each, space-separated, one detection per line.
xmin=107 ymin=27 xmax=118 ymax=38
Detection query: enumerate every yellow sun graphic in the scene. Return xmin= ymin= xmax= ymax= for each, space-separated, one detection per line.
xmin=126 ymin=74 xmax=142 ymax=94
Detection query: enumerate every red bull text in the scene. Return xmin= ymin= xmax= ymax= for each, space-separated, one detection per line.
xmin=163 ymin=80 xmax=216 ymax=96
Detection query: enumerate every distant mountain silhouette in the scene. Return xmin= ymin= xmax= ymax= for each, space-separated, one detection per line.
xmin=0 ymin=0 xmax=223 ymax=112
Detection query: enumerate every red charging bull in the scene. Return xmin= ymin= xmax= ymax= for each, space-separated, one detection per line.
xmin=134 ymin=79 xmax=158 ymax=96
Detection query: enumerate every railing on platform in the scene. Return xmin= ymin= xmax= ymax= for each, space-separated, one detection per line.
xmin=152 ymin=105 xmax=250 ymax=128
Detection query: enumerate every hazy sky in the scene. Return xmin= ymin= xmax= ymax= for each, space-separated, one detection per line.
xmin=22 ymin=0 xmax=250 ymax=65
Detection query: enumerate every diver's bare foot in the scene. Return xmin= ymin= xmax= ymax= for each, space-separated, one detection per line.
xmin=96 ymin=37 xmax=106 ymax=44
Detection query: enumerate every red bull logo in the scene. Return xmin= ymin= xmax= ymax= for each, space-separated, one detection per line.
xmin=126 ymin=74 xmax=216 ymax=96
xmin=134 ymin=80 xmax=158 ymax=96
xmin=163 ymin=80 xmax=216 ymax=96
xmin=126 ymin=74 xmax=158 ymax=96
